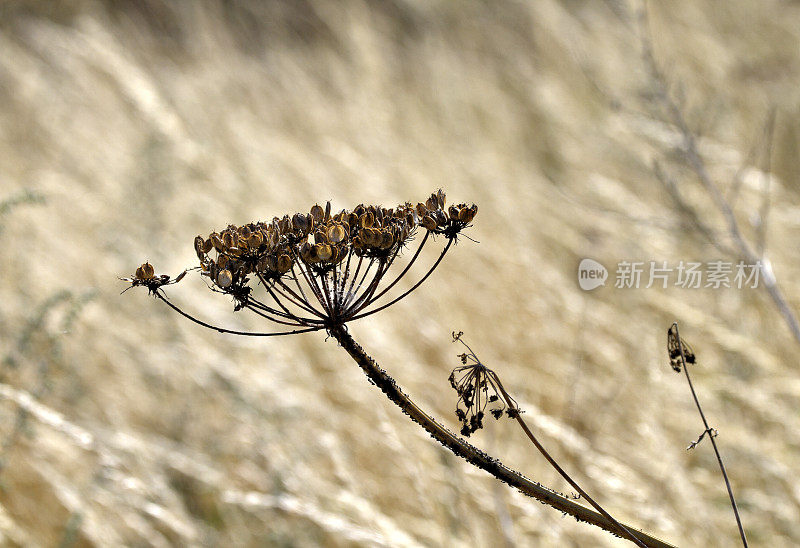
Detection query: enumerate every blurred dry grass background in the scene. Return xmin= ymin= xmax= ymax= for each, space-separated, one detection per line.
xmin=1 ymin=0 xmax=800 ymax=545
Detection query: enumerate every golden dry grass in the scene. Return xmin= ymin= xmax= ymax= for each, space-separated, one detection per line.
xmin=1 ymin=1 xmax=799 ymax=546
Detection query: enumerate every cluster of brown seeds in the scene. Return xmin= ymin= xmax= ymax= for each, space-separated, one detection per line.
xmin=193 ymin=189 xmax=476 ymax=293
xmin=124 ymin=190 xmax=476 ymax=333
xmin=122 ymin=262 xmax=185 ymax=294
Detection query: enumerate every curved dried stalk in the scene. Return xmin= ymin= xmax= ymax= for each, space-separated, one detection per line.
xmin=330 ymin=325 xmax=675 ymax=548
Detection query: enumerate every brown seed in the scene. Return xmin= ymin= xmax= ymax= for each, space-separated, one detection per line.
xmin=310 ymin=204 xmax=325 ymax=223
xmin=248 ymin=231 xmax=263 ymax=248
xmin=316 ymin=244 xmax=333 ymax=261
xmin=277 ymin=254 xmax=292 ymax=273
xmin=211 ymin=233 xmax=224 ymax=251
xmin=421 ymin=215 xmax=437 ymax=230
xmin=292 ymin=213 xmax=309 ymax=233
xmin=327 ymin=223 xmax=346 ymax=243
xmin=436 ymin=189 xmax=446 ymax=209
xmin=194 ymin=236 xmax=206 ymax=259
xmin=217 ymin=269 xmax=233 ymax=288
xmin=202 ymin=238 xmax=213 ymax=253
xmin=325 ymin=200 xmax=332 ymax=221
xmin=222 ymin=232 xmax=235 ymax=249
xmin=381 ymin=231 xmax=394 ymax=249
xmin=217 ymin=254 xmax=230 ymax=269
xmin=361 ymin=212 xmax=374 ymax=228
xmin=449 ymin=205 xmax=460 ymax=220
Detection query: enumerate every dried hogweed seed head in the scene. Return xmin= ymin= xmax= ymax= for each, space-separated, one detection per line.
xmin=153 ymin=190 xmax=476 ymax=330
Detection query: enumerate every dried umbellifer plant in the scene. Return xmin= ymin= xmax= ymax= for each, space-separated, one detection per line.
xmin=122 ymin=190 xmax=671 ymax=546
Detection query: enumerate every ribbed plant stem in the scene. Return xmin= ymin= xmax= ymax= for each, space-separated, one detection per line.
xmin=330 ymin=325 xmax=674 ymax=547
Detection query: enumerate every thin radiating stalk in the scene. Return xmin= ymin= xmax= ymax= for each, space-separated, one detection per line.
xmin=670 ymin=322 xmax=748 ymax=547
xmin=330 ymin=325 xmax=674 ymax=548
xmin=155 ymin=291 xmax=324 ymax=337
xmin=348 ymin=238 xmax=453 ymax=321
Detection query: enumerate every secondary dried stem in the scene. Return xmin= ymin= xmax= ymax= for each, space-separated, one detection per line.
xmin=669 ymin=323 xmax=748 ymax=547
xmin=330 ymin=325 xmax=674 ymax=548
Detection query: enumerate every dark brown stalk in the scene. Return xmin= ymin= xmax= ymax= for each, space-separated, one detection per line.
xmin=670 ymin=322 xmax=748 ymax=547
xmin=330 ymin=325 xmax=674 ymax=548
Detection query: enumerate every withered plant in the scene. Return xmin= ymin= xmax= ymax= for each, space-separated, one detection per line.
xmin=123 ymin=190 xmax=671 ymax=546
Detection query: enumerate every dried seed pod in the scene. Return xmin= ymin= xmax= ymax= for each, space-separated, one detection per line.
xmin=202 ymin=238 xmax=213 ymax=253
xmin=327 ymin=223 xmax=346 ymax=243
xmin=292 ymin=213 xmax=309 ymax=233
xmin=299 ymin=240 xmax=313 ymax=260
xmin=360 ymin=212 xmax=375 ymax=228
xmin=217 ymin=254 xmax=230 ymax=269
xmin=314 ymin=230 xmax=328 ymax=245
xmin=381 ymin=231 xmax=394 ymax=249
xmin=194 ymin=236 xmax=206 ymax=259
xmin=449 ymin=205 xmax=460 ymax=220
xmin=316 ymin=244 xmax=333 ymax=262
xmin=222 ymin=231 xmax=235 ymax=249
xmin=306 ymin=244 xmax=320 ymax=263
xmin=325 ymin=200 xmax=332 ymax=221
xmin=248 ymin=231 xmax=263 ymax=248
xmin=277 ymin=254 xmax=292 ymax=273
xmin=240 ymin=226 xmax=252 ymax=240
xmin=416 ymin=203 xmax=427 ymax=217
xmin=310 ymin=204 xmax=325 ymax=223
xmin=211 ymin=233 xmax=224 ymax=251
xmin=421 ymin=215 xmax=437 ymax=230
xmin=217 ymin=269 xmax=233 ymax=288
xmin=436 ymin=188 xmax=446 ymax=209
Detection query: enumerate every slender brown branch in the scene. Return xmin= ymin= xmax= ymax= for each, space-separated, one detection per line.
xmin=330 ymin=325 xmax=675 ymax=547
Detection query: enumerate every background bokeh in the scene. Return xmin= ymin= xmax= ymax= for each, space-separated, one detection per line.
xmin=1 ymin=1 xmax=799 ymax=546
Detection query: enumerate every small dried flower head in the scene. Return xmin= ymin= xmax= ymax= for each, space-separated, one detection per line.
xmin=120 ymin=262 xmax=186 ymax=294
xmin=667 ymin=324 xmax=696 ymax=372
xmin=449 ymin=331 xmax=519 ymax=437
